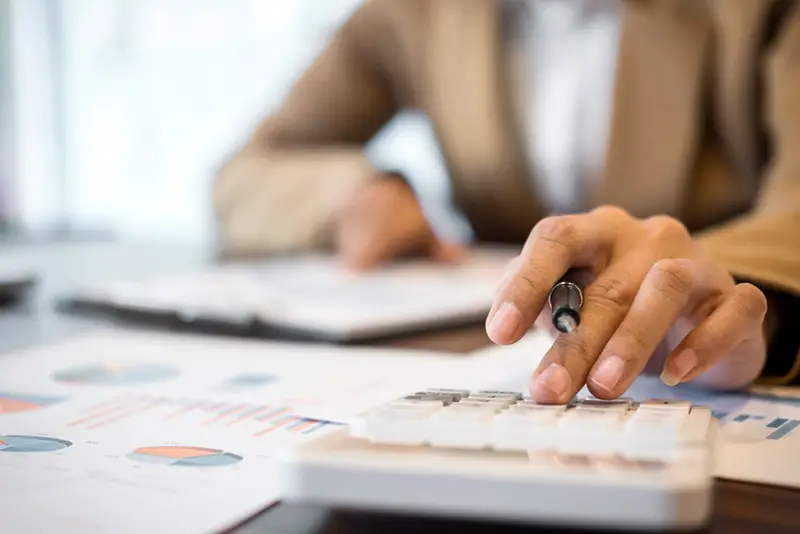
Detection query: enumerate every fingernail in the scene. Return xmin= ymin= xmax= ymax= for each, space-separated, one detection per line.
xmin=486 ymin=302 xmax=522 ymax=344
xmin=533 ymin=363 xmax=571 ymax=400
xmin=660 ymin=348 xmax=698 ymax=387
xmin=590 ymin=355 xmax=625 ymax=394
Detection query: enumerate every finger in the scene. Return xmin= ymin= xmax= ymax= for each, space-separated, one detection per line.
xmin=528 ymin=253 xmax=651 ymax=403
xmin=430 ymin=238 xmax=466 ymax=264
xmin=486 ymin=208 xmax=626 ymax=346
xmin=585 ymin=258 xmax=717 ymax=399
xmin=662 ymin=282 xmax=767 ymax=388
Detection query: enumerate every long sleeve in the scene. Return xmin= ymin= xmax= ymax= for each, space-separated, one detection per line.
xmin=695 ymin=5 xmax=800 ymax=384
xmin=212 ymin=0 xmax=400 ymax=256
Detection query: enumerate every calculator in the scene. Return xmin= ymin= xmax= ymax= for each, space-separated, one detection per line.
xmin=277 ymin=389 xmax=717 ymax=531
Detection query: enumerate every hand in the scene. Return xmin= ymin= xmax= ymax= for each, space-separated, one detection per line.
xmin=486 ymin=206 xmax=768 ymax=403
xmin=333 ymin=175 xmax=462 ymax=271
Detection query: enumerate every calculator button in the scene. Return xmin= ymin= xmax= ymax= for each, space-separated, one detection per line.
xmin=574 ymin=398 xmax=633 ymax=411
xmin=452 ymin=401 xmax=508 ymax=412
xmin=403 ymin=394 xmax=453 ymax=406
xmin=355 ymin=406 xmax=436 ymax=445
xmin=428 ymin=407 xmax=496 ymax=449
xmin=422 ymin=388 xmax=470 ymax=400
xmin=391 ymin=399 xmax=447 ymax=407
xmin=622 ymin=407 xmax=688 ymax=460
xmin=492 ymin=406 xmax=565 ymax=452
xmin=474 ymin=390 xmax=523 ymax=400
xmin=680 ymin=407 xmax=713 ymax=444
xmin=639 ymin=399 xmax=691 ymax=413
xmin=556 ymin=410 xmax=626 ymax=455
xmin=464 ymin=396 xmax=518 ymax=406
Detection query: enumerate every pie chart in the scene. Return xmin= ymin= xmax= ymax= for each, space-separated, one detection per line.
xmin=53 ymin=363 xmax=180 ymax=385
xmin=0 ymin=392 xmax=64 ymax=414
xmin=0 ymin=435 xmax=72 ymax=452
xmin=128 ymin=446 xmax=243 ymax=467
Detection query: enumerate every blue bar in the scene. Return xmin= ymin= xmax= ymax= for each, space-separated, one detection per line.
xmin=767 ymin=420 xmax=800 ymax=440
xmin=302 ymin=422 xmax=323 ymax=435
xmin=712 ymin=411 xmax=728 ymax=420
xmin=767 ymin=418 xmax=788 ymax=429
xmin=286 ymin=417 xmax=308 ymax=430
xmin=733 ymin=414 xmax=749 ymax=422
xmin=752 ymin=415 xmax=765 ymax=421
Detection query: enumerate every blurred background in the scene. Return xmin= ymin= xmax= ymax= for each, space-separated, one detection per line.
xmin=0 ymin=0 xmax=458 ymax=246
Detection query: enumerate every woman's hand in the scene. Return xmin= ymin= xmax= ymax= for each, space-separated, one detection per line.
xmin=333 ymin=176 xmax=462 ymax=271
xmin=486 ymin=207 xmax=768 ymax=403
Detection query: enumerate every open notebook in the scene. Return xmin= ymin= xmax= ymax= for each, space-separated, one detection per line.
xmin=58 ymin=248 xmax=518 ymax=342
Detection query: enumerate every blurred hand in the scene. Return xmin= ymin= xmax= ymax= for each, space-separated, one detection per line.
xmin=486 ymin=206 xmax=768 ymax=403
xmin=333 ymin=175 xmax=462 ymax=271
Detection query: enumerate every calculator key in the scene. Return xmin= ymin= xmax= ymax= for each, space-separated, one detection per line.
xmin=465 ymin=396 xmax=518 ymax=406
xmin=355 ymin=407 xmax=436 ymax=445
xmin=556 ymin=410 xmax=626 ymax=455
xmin=428 ymin=407 xmax=496 ymax=449
xmin=680 ymin=407 xmax=713 ymax=445
xmin=423 ymin=388 xmax=470 ymax=400
xmin=402 ymin=394 xmax=453 ymax=406
xmin=622 ymin=408 xmax=689 ymax=460
xmin=574 ymin=398 xmax=633 ymax=411
xmin=492 ymin=411 xmax=562 ymax=452
xmin=474 ymin=390 xmax=523 ymax=400
xmin=506 ymin=404 xmax=568 ymax=416
xmin=391 ymin=399 xmax=448 ymax=407
xmin=451 ymin=401 xmax=508 ymax=412
xmin=639 ymin=399 xmax=691 ymax=413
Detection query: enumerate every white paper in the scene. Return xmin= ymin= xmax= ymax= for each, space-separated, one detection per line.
xmin=0 ymin=331 xmax=478 ymax=533
xmin=64 ymin=248 xmax=519 ymax=339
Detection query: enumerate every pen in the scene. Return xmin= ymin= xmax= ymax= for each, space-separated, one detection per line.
xmin=548 ymin=271 xmax=583 ymax=334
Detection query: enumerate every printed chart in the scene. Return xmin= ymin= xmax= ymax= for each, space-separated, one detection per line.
xmin=713 ymin=411 xmax=800 ymax=441
xmin=67 ymin=393 xmax=343 ymax=437
xmin=0 ymin=435 xmax=72 ymax=452
xmin=128 ymin=446 xmax=243 ymax=467
xmin=53 ymin=363 xmax=180 ymax=385
xmin=0 ymin=392 xmax=64 ymax=414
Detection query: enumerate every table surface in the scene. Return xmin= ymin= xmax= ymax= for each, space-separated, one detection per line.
xmin=1 ymin=241 xmax=798 ymax=534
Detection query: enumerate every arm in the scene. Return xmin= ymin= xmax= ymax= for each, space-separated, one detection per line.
xmin=213 ymin=0 xmax=400 ymax=256
xmin=695 ymin=4 xmax=800 ymax=384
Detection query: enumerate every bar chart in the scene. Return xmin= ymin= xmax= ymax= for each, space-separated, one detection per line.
xmin=712 ymin=411 xmax=799 ymax=440
xmin=68 ymin=394 xmax=342 ymax=437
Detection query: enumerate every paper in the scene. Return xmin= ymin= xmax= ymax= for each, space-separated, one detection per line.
xmin=0 ymin=331 xmax=476 ymax=533
xmin=63 ymin=248 xmax=519 ymax=340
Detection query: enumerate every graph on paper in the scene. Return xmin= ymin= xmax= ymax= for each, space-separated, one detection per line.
xmin=128 ymin=446 xmax=243 ymax=467
xmin=0 ymin=435 xmax=73 ymax=453
xmin=712 ymin=411 xmax=799 ymax=441
xmin=0 ymin=392 xmax=65 ymax=414
xmin=67 ymin=394 xmax=343 ymax=438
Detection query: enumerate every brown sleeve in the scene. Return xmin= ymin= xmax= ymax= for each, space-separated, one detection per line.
xmin=695 ymin=4 xmax=800 ymax=384
xmin=212 ymin=0 xmax=404 ymax=256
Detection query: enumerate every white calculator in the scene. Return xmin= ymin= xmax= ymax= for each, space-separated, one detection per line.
xmin=278 ymin=389 xmax=717 ymax=531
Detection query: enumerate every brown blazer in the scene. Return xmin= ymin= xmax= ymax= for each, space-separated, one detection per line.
xmin=213 ymin=0 xmax=800 ymax=383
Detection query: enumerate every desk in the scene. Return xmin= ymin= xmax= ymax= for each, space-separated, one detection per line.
xmin=1 ymin=241 xmax=799 ymax=534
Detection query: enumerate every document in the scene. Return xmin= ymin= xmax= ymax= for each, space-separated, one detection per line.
xmin=61 ymin=248 xmax=518 ymax=341
xmin=0 ymin=331 xmax=475 ymax=533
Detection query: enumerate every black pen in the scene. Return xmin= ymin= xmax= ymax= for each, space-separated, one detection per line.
xmin=549 ymin=271 xmax=584 ymax=334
